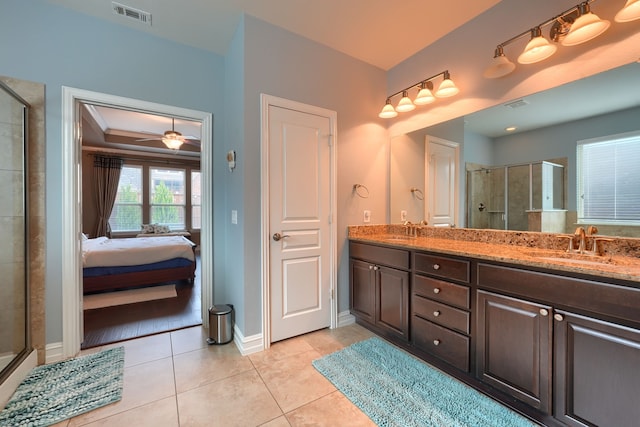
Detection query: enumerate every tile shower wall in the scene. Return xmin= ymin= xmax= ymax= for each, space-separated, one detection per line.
xmin=0 ymin=85 xmax=26 ymax=360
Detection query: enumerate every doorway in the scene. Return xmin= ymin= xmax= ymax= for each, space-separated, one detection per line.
xmin=61 ymin=87 xmax=213 ymax=358
xmin=260 ymin=94 xmax=338 ymax=348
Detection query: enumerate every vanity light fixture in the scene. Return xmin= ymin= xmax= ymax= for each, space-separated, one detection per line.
xmin=483 ymin=0 xmax=623 ymax=79
xmin=561 ymin=2 xmax=610 ymax=46
xmin=378 ymin=70 xmax=459 ymax=119
xmin=615 ymin=0 xmax=640 ymax=22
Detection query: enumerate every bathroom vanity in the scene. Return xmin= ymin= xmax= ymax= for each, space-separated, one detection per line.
xmin=349 ymin=226 xmax=640 ymax=427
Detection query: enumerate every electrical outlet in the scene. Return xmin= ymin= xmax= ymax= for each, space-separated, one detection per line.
xmin=400 ymin=210 xmax=407 ymax=222
xmin=363 ymin=210 xmax=371 ymax=223
xmin=231 ymin=210 xmax=237 ymax=224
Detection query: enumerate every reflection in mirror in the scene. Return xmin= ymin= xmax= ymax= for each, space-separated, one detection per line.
xmin=390 ymin=62 xmax=640 ymax=237
xmin=0 ymin=81 xmax=28 ymax=378
xmin=467 ymin=160 xmax=565 ymax=232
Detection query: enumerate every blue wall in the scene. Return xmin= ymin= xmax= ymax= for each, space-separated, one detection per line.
xmin=1 ymin=0 xmax=225 ymax=343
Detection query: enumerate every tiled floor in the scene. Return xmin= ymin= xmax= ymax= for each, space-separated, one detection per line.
xmin=53 ymin=323 xmax=377 ymax=426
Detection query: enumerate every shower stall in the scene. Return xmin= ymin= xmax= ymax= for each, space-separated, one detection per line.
xmin=467 ymin=161 xmax=566 ymax=232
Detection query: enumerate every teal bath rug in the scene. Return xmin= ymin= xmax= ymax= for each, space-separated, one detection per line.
xmin=313 ymin=337 xmax=537 ymax=427
xmin=0 ymin=347 xmax=125 ymax=426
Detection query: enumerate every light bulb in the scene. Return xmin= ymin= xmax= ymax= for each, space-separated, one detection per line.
xmin=562 ymin=4 xmax=610 ymax=46
xmin=483 ymin=47 xmax=516 ymax=78
xmin=378 ymin=100 xmax=398 ymax=119
xmin=518 ymin=27 xmax=557 ymax=64
xmin=396 ymin=91 xmax=416 ymax=112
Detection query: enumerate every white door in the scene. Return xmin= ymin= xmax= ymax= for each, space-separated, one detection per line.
xmin=267 ymin=102 xmax=334 ymax=343
xmin=425 ymin=136 xmax=459 ymax=227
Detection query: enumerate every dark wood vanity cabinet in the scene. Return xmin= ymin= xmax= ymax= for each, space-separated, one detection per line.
xmin=412 ymin=252 xmax=472 ymax=372
xmin=477 ymin=262 xmax=640 ymax=424
xmin=553 ymin=310 xmax=640 ymax=427
xmin=349 ymin=242 xmax=410 ymax=341
xmin=476 ymin=290 xmax=552 ymax=413
xmin=349 ymin=239 xmax=640 ymax=425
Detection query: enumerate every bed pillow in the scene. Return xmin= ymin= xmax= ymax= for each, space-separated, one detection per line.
xmin=141 ymin=223 xmax=156 ymax=234
xmin=153 ymin=224 xmax=171 ymax=234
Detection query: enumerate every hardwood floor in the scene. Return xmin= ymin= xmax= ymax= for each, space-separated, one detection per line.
xmin=81 ymin=255 xmax=202 ymax=349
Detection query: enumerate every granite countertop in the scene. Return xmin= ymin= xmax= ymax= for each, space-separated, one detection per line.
xmin=348 ymin=225 xmax=640 ymax=285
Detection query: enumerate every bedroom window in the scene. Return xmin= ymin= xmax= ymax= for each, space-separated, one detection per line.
xmin=577 ymin=131 xmax=640 ymax=225
xmin=150 ymin=167 xmax=185 ymax=230
xmin=110 ymin=165 xmax=143 ymax=232
xmin=191 ymin=170 xmax=201 ymax=229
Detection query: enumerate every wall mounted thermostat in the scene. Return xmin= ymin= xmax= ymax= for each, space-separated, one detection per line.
xmin=227 ymin=150 xmax=236 ymax=172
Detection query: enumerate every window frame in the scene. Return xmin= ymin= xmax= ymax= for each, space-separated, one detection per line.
xmin=577 ymin=130 xmax=640 ymax=226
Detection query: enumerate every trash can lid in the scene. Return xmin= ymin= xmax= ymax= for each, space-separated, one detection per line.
xmin=209 ymin=304 xmax=233 ymax=315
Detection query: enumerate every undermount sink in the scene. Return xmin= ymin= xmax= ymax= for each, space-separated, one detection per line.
xmin=380 ymin=235 xmax=416 ymax=242
xmin=521 ymin=249 xmax=616 ymax=266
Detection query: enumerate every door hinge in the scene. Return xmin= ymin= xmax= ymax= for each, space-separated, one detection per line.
xmin=328 ymin=213 xmax=333 ymax=224
xmin=330 ymin=288 xmax=334 ymax=299
xmin=328 ymin=134 xmax=333 ymax=147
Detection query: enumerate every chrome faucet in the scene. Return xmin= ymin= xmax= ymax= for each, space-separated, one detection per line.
xmin=403 ymin=220 xmax=418 ymax=237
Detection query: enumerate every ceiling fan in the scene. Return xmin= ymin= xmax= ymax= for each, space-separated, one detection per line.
xmin=136 ymin=118 xmax=199 ymax=151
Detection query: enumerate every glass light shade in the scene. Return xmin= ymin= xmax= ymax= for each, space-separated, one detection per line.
xmin=517 ymin=31 xmax=557 ymax=64
xmin=483 ymin=49 xmax=516 ymax=78
xmin=163 ymin=137 xmax=184 ymax=150
xmin=561 ymin=9 xmax=610 ymax=46
xmin=396 ymin=91 xmax=416 ymax=112
xmin=414 ymin=86 xmax=435 ymax=105
xmin=435 ymin=78 xmax=459 ymax=98
xmin=615 ymin=0 xmax=640 ymax=22
xmin=378 ymin=102 xmax=398 ymax=118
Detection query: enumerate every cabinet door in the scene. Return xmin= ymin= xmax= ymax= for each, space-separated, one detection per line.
xmin=376 ymin=266 xmax=409 ymax=340
xmin=349 ymin=259 xmax=375 ymax=324
xmin=476 ymin=290 xmax=552 ymax=413
xmin=554 ymin=310 xmax=640 ymax=427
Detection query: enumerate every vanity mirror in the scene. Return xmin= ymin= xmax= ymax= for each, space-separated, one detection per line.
xmin=390 ymin=61 xmax=640 ymax=237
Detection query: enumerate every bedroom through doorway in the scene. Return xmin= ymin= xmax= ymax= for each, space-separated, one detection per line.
xmin=80 ymin=102 xmax=205 ymax=348
xmin=62 ymin=89 xmax=214 ymax=353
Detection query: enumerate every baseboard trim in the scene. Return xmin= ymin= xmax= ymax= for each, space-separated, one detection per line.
xmin=45 ymin=342 xmax=64 ymax=364
xmin=337 ymin=310 xmax=356 ymax=327
xmin=233 ymin=325 xmax=264 ymax=356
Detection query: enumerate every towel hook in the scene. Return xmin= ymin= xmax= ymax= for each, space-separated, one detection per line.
xmin=411 ymin=187 xmax=424 ymax=200
xmin=353 ymin=184 xmax=369 ymax=198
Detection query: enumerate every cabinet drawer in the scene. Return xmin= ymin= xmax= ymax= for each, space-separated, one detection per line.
xmin=412 ymin=316 xmax=470 ymax=372
xmin=413 ymin=275 xmax=470 ymax=309
xmin=350 ymin=241 xmax=410 ymax=270
xmin=414 ymin=252 xmax=470 ymax=283
xmin=477 ymin=263 xmax=640 ymax=325
xmin=412 ymin=295 xmax=470 ymax=334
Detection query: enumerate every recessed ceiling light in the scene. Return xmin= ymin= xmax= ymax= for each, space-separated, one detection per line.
xmin=505 ymin=126 xmax=517 ymax=132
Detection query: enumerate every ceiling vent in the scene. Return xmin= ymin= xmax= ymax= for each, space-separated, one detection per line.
xmin=504 ymin=99 xmax=529 ymax=109
xmin=112 ymin=2 xmax=152 ymax=26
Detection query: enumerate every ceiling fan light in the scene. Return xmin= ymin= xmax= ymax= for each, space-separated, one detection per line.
xmin=518 ymin=28 xmax=557 ymax=64
xmin=162 ymin=137 xmax=184 ymax=150
xmin=561 ymin=4 xmax=610 ymax=46
xmin=615 ymin=0 xmax=640 ymax=22
xmin=378 ymin=99 xmax=398 ymax=118
xmin=483 ymin=47 xmax=516 ymax=78
xmin=396 ymin=91 xmax=416 ymax=112
xmin=435 ymin=72 xmax=459 ymax=98
xmin=414 ymin=81 xmax=436 ymax=105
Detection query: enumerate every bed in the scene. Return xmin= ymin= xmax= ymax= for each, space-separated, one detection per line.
xmin=82 ymin=235 xmax=197 ymax=294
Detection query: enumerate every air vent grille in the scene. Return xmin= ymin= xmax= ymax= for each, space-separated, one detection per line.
xmin=112 ymin=2 xmax=152 ymax=25
xmin=504 ymin=99 xmax=529 ymax=109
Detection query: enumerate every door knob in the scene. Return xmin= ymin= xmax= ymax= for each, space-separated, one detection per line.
xmin=272 ymin=232 xmax=290 ymax=241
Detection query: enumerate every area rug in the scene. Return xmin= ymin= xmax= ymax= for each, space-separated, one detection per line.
xmin=312 ymin=337 xmax=537 ymax=427
xmin=83 ymin=284 xmax=177 ymax=309
xmin=0 ymin=347 xmax=125 ymax=426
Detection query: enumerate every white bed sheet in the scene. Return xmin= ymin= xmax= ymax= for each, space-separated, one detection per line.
xmin=82 ymin=236 xmax=195 ymax=268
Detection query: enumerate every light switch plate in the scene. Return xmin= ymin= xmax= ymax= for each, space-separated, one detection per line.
xmin=363 ymin=210 xmax=371 ymax=223
xmin=231 ymin=210 xmax=237 ymax=224
xmin=400 ymin=210 xmax=407 ymax=222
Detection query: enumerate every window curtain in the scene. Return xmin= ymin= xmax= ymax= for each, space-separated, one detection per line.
xmin=94 ymin=155 xmax=124 ymax=237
